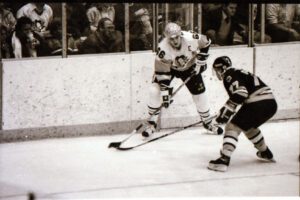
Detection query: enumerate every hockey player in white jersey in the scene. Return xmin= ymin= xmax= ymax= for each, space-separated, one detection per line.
xmin=142 ymin=22 xmax=223 ymax=137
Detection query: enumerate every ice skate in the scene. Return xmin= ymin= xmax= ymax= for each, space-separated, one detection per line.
xmin=203 ymin=122 xmax=223 ymax=135
xmin=141 ymin=121 xmax=157 ymax=138
xmin=256 ymin=147 xmax=276 ymax=162
xmin=208 ymin=156 xmax=230 ymax=172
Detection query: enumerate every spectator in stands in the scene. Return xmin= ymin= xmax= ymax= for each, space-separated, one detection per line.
xmin=1 ymin=25 xmax=13 ymax=58
xmin=130 ymin=5 xmax=153 ymax=51
xmin=16 ymin=3 xmax=53 ymax=38
xmin=292 ymin=6 xmax=300 ymax=33
xmin=0 ymin=3 xmax=16 ymax=33
xmin=202 ymin=4 xmax=222 ymax=13
xmin=253 ymin=4 xmax=272 ymax=43
xmin=67 ymin=3 xmax=89 ymax=41
xmin=85 ymin=3 xmax=115 ymax=35
xmin=45 ymin=19 xmax=79 ymax=56
xmin=203 ymin=3 xmax=245 ymax=46
xmin=235 ymin=4 xmax=272 ymax=43
xmin=266 ymin=4 xmax=300 ymax=43
xmin=1 ymin=3 xmax=16 ymax=58
xmin=11 ymin=16 xmax=47 ymax=58
xmin=79 ymin=17 xmax=124 ymax=54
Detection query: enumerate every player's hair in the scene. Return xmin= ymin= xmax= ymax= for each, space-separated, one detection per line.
xmin=164 ymin=22 xmax=181 ymax=38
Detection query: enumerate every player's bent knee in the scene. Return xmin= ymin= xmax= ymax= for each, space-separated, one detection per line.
xmin=225 ymin=122 xmax=242 ymax=133
xmin=149 ymin=83 xmax=160 ymax=96
xmin=148 ymin=83 xmax=162 ymax=107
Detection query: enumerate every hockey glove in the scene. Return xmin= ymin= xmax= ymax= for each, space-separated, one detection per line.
xmin=160 ymin=84 xmax=172 ymax=108
xmin=194 ymin=52 xmax=209 ymax=74
xmin=216 ymin=100 xmax=238 ymax=124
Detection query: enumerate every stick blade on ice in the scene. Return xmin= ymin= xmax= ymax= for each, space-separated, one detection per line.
xmin=108 ymin=142 xmax=121 ymax=148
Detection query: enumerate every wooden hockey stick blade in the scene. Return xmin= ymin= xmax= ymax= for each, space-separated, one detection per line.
xmin=108 ymin=142 xmax=121 ymax=148
xmin=108 ymin=124 xmax=143 ymax=149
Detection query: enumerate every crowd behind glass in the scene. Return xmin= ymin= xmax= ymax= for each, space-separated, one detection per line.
xmin=1 ymin=3 xmax=300 ymax=59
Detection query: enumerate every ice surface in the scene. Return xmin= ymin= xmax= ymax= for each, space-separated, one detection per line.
xmin=0 ymin=120 xmax=299 ymax=199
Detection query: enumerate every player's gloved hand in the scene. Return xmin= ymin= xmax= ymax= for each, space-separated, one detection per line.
xmin=216 ymin=100 xmax=237 ymax=124
xmin=160 ymin=84 xmax=172 ymax=108
xmin=195 ymin=52 xmax=209 ymax=74
xmin=193 ymin=63 xmax=207 ymax=75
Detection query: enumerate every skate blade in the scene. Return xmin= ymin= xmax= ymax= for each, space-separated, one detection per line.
xmin=257 ymin=157 xmax=276 ymax=163
xmin=207 ymin=164 xmax=228 ymax=172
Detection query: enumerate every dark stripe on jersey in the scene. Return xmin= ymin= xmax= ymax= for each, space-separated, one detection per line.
xmin=155 ymin=71 xmax=171 ymax=75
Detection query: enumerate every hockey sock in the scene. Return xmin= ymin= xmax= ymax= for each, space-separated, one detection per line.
xmin=147 ymin=105 xmax=160 ymax=124
xmin=198 ymin=110 xmax=212 ymax=125
xmin=221 ymin=124 xmax=241 ymax=158
xmin=245 ymin=128 xmax=267 ymax=152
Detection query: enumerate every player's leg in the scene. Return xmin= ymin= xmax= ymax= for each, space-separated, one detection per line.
xmin=142 ymin=82 xmax=161 ymax=137
xmin=245 ymin=128 xmax=274 ymax=161
xmin=184 ymin=71 xmax=223 ymax=135
xmin=208 ymin=122 xmax=242 ymax=172
xmin=192 ymin=93 xmax=223 ymax=135
xmin=208 ymin=103 xmax=255 ymax=171
xmin=243 ymin=100 xmax=277 ymax=161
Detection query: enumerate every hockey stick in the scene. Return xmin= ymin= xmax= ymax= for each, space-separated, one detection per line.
xmin=114 ymin=114 xmax=217 ymax=151
xmin=114 ymin=120 xmax=203 ymax=151
xmin=108 ymin=71 xmax=197 ymax=149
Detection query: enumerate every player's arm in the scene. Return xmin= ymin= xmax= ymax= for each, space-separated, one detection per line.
xmin=193 ymin=34 xmax=211 ymax=74
xmin=154 ymin=48 xmax=172 ymax=108
xmin=216 ymin=75 xmax=248 ymax=124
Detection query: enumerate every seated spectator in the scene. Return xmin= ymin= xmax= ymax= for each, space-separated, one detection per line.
xmin=85 ymin=3 xmax=115 ymax=34
xmin=1 ymin=3 xmax=16 ymax=58
xmin=130 ymin=5 xmax=153 ymax=51
xmin=79 ymin=17 xmax=124 ymax=54
xmin=45 ymin=19 xmax=79 ymax=56
xmin=0 ymin=3 xmax=16 ymax=33
xmin=1 ymin=25 xmax=13 ymax=58
xmin=236 ymin=4 xmax=272 ymax=43
xmin=16 ymin=3 xmax=53 ymax=38
xmin=11 ymin=16 xmax=47 ymax=58
xmin=67 ymin=3 xmax=89 ymax=40
xmin=266 ymin=4 xmax=300 ymax=42
xmin=202 ymin=4 xmax=222 ymax=13
xmin=203 ymin=3 xmax=245 ymax=46
xmin=253 ymin=4 xmax=272 ymax=43
xmin=292 ymin=6 xmax=300 ymax=33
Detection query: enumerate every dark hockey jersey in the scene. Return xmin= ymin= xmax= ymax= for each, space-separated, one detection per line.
xmin=223 ymin=68 xmax=275 ymax=105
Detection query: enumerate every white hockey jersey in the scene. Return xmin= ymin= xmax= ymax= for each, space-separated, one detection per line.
xmin=155 ymin=30 xmax=210 ymax=73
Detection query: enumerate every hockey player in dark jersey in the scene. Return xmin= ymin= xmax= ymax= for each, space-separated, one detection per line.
xmin=208 ymin=56 xmax=278 ymax=172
